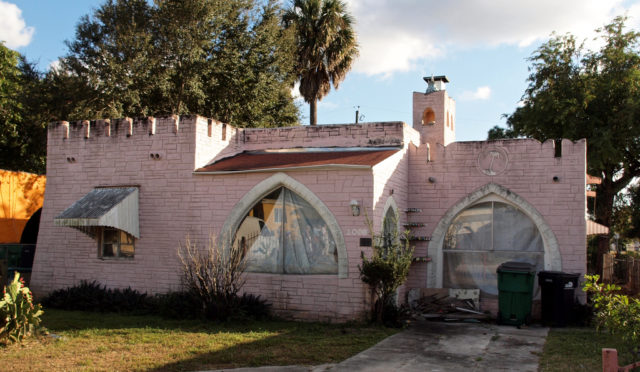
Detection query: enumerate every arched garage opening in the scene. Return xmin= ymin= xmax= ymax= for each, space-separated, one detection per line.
xmin=427 ymin=183 xmax=561 ymax=294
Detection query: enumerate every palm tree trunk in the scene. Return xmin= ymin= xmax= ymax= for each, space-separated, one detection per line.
xmin=310 ymin=99 xmax=317 ymax=126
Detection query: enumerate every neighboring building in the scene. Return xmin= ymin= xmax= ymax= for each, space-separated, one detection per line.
xmin=31 ymin=77 xmax=587 ymax=321
xmin=0 ymin=169 xmax=46 ymax=283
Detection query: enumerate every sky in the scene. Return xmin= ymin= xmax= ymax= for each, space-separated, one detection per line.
xmin=2 ymin=0 xmax=640 ymax=141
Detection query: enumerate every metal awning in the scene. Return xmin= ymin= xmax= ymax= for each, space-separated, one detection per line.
xmin=54 ymin=187 xmax=139 ymax=238
xmin=586 ymin=219 xmax=609 ymax=236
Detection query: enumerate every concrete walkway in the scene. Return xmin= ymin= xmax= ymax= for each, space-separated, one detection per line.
xmin=210 ymin=321 xmax=549 ymax=372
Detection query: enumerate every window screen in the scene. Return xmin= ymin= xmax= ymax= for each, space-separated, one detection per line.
xmin=443 ymin=201 xmax=543 ymax=296
xmin=234 ymin=187 xmax=338 ymax=274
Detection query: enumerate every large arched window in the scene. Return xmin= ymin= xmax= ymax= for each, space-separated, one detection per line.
xmin=234 ymin=187 xmax=338 ymax=274
xmin=443 ymin=201 xmax=544 ymax=296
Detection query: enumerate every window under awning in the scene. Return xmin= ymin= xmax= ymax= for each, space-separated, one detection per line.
xmin=54 ymin=187 xmax=139 ymax=238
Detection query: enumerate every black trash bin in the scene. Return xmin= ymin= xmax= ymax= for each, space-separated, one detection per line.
xmin=538 ymin=271 xmax=580 ymax=327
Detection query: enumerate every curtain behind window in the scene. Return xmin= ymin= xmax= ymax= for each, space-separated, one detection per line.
xmin=238 ymin=188 xmax=338 ymax=274
xmin=443 ymin=201 xmax=543 ymax=296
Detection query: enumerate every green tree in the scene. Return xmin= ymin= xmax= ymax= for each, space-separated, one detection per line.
xmin=57 ymin=0 xmax=299 ymax=127
xmin=63 ymin=0 xmax=156 ymax=118
xmin=492 ymin=17 xmax=640 ymax=230
xmin=0 ymin=43 xmax=47 ymax=173
xmin=283 ymin=0 xmax=358 ymax=125
xmin=612 ymin=183 xmax=640 ymax=242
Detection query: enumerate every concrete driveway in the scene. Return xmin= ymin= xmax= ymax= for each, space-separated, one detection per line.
xmin=211 ymin=320 xmax=549 ymax=372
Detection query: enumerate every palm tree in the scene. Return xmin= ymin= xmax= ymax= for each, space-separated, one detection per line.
xmin=283 ymin=0 xmax=358 ymax=125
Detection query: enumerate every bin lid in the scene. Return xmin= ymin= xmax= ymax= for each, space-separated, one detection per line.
xmin=496 ymin=261 xmax=536 ymax=273
xmin=537 ymin=271 xmax=580 ymax=279
xmin=537 ymin=271 xmax=580 ymax=285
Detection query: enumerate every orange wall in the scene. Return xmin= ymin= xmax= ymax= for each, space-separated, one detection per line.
xmin=0 ymin=170 xmax=46 ymax=243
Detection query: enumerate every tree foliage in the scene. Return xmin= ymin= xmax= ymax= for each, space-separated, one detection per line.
xmin=491 ymin=17 xmax=640 ymax=228
xmin=359 ymin=214 xmax=413 ymax=324
xmin=53 ymin=0 xmax=299 ymax=127
xmin=0 ymin=42 xmax=47 ymax=173
xmin=612 ymin=182 xmax=640 ymax=242
xmin=283 ymin=0 xmax=358 ymax=125
xmin=584 ymin=274 xmax=640 ymax=356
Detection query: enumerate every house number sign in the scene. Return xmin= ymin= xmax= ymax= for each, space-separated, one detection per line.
xmin=477 ymin=147 xmax=508 ymax=176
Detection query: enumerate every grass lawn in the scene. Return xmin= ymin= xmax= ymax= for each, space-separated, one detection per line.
xmin=540 ymin=326 xmax=638 ymax=372
xmin=0 ymin=309 xmax=397 ymax=371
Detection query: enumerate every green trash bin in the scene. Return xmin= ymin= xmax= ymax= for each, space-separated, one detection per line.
xmin=497 ymin=261 xmax=536 ymax=326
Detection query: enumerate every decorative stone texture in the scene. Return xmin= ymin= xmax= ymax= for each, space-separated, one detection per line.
xmin=33 ymin=95 xmax=587 ymax=321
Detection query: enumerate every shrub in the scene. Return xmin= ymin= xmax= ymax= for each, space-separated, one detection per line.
xmin=0 ymin=272 xmax=44 ymax=343
xmin=359 ymin=215 xmax=414 ymax=325
xmin=151 ymin=291 xmax=202 ymax=319
xmin=42 ymin=280 xmax=150 ymax=313
xmin=236 ymin=293 xmax=271 ymax=320
xmin=178 ymin=234 xmax=252 ymax=321
xmin=583 ymin=274 xmax=640 ymax=355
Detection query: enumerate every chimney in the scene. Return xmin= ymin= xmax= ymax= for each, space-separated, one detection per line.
xmin=424 ymin=75 xmax=449 ymax=94
xmin=413 ymin=75 xmax=456 ymax=148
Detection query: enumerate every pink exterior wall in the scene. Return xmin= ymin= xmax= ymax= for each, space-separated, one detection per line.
xmin=406 ymin=138 xmax=587 ymax=313
xmin=32 ymin=89 xmax=587 ymax=321
xmin=32 ymin=117 xmax=410 ymax=321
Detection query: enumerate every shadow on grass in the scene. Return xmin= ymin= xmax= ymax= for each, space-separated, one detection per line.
xmin=145 ymin=330 xmax=341 ymax=371
xmin=41 ymin=309 xmax=394 ymax=371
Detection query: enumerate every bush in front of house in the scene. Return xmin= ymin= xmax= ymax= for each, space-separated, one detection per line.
xmin=151 ymin=291 xmax=202 ymax=319
xmin=0 ymin=272 xmax=44 ymax=343
xmin=583 ymin=274 xmax=640 ymax=356
xmin=152 ymin=291 xmax=271 ymax=320
xmin=177 ymin=234 xmax=271 ymax=321
xmin=41 ymin=280 xmax=151 ymax=313
xmin=359 ymin=214 xmax=414 ymax=326
xmin=41 ymin=282 xmax=271 ymax=321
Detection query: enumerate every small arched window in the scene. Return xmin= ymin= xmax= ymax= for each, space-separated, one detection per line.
xmin=233 ymin=187 xmax=338 ymax=274
xmin=382 ymin=206 xmax=398 ymax=248
xmin=422 ymin=108 xmax=435 ymax=125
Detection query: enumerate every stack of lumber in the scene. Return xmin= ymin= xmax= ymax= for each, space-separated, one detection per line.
xmin=405 ymin=288 xmax=490 ymax=322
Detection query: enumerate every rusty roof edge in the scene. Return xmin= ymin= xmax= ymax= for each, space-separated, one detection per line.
xmin=194 ymin=164 xmax=372 ymax=175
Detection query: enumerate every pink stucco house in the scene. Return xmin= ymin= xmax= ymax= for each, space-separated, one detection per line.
xmin=31 ymin=77 xmax=587 ymax=321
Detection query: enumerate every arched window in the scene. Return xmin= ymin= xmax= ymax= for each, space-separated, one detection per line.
xmin=383 ymin=205 xmax=398 ymax=247
xmin=443 ymin=201 xmax=544 ymax=296
xmin=422 ymin=108 xmax=435 ymax=125
xmin=233 ymin=187 xmax=338 ymax=274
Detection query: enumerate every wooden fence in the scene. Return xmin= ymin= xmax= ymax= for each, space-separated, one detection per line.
xmin=602 ymin=253 xmax=640 ymax=293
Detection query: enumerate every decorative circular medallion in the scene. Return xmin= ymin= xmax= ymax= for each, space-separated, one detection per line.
xmin=477 ymin=147 xmax=509 ymax=176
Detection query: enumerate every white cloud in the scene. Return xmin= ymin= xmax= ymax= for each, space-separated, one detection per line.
xmin=459 ymin=86 xmax=491 ymax=101
xmin=346 ymin=0 xmax=638 ymax=76
xmin=291 ymin=81 xmax=302 ymax=100
xmin=48 ymin=59 xmax=61 ymax=72
xmin=0 ymin=1 xmax=34 ymax=48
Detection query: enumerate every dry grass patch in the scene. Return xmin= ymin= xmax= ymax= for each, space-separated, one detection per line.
xmin=0 ymin=310 xmax=396 ymax=371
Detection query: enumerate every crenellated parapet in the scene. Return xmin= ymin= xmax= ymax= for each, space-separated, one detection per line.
xmin=48 ymin=117 xmax=414 ymax=172
xmin=49 ymin=115 xmax=194 ymax=140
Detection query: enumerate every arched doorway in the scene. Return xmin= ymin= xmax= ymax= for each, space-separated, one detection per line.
xmin=427 ymin=183 xmax=561 ymax=291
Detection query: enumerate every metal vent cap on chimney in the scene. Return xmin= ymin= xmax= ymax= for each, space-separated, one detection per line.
xmin=424 ymin=75 xmax=450 ymax=94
